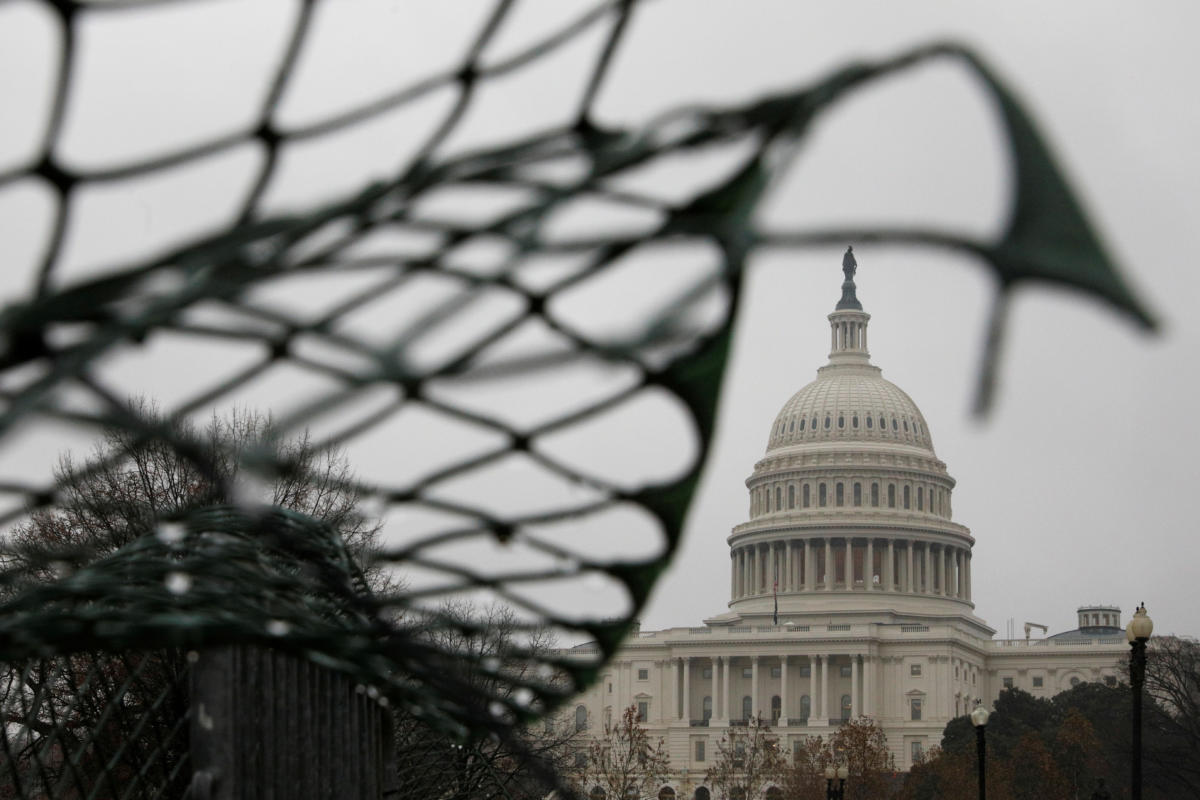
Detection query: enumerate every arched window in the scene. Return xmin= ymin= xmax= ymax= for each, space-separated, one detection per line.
xmin=771 ymin=695 xmax=781 ymax=722
xmin=866 ymin=415 xmax=873 ymax=429
xmin=838 ymin=415 xmax=845 ymax=429
xmin=841 ymin=694 xmax=852 ymax=721
xmin=819 ymin=484 xmax=827 ymax=507
xmin=892 ymin=417 xmax=898 ymax=431
xmin=694 ymin=789 xmax=711 ymax=800
xmin=852 ymin=415 xmax=859 ymax=428
xmin=789 ymin=419 xmax=795 ymax=432
xmin=853 ymin=482 xmax=862 ymax=506
xmin=800 ymin=695 xmax=811 ymax=720
xmin=903 ymin=485 xmax=911 ymax=509
xmin=742 ymin=695 xmax=753 ymax=721
xmin=788 ymin=485 xmax=795 ymax=509
xmin=802 ymin=484 xmax=810 ymax=508
xmin=903 ymin=419 xmax=909 ymax=432
xmin=836 ymin=483 xmax=844 ymax=506
xmin=575 ymin=704 xmax=588 ymax=732
xmin=811 ymin=416 xmax=817 ymax=430
xmin=658 ymin=788 xmax=677 ymax=800
xmin=824 ymin=415 xmax=831 ymax=430
xmin=702 ymin=696 xmax=712 ymax=721
xmin=871 ymin=483 xmax=879 ymax=507
xmin=879 ymin=415 xmax=886 ymax=430
xmin=888 ymin=484 xmax=896 ymax=508
xmin=775 ymin=486 xmax=782 ymax=510
xmin=917 ymin=486 xmax=924 ymax=511
xmin=799 ymin=418 xmax=806 ymax=431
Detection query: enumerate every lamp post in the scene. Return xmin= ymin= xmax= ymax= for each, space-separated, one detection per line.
xmin=1127 ymin=602 xmax=1153 ymax=800
xmin=970 ymin=701 xmax=990 ymax=800
xmin=824 ymin=764 xmax=848 ymax=800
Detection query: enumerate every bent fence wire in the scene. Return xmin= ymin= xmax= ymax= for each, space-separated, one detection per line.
xmin=0 ymin=0 xmax=1154 ymax=796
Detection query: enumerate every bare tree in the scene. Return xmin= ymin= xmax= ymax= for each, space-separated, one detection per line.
xmin=391 ymin=602 xmax=582 ymax=800
xmin=573 ymin=704 xmax=671 ymax=800
xmin=0 ymin=400 xmax=384 ymax=797
xmin=706 ymin=716 xmax=786 ymax=800
xmin=1140 ymin=635 xmax=1200 ymax=795
xmin=5 ymin=399 xmax=382 ymax=582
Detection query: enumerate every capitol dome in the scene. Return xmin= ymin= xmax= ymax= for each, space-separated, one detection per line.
xmin=727 ymin=247 xmax=973 ymax=617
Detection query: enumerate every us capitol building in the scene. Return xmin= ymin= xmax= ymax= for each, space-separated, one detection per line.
xmin=567 ymin=250 xmax=1127 ymax=788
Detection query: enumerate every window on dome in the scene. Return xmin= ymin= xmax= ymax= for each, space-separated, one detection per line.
xmin=892 ymin=418 xmax=898 ymax=431
xmin=866 ymin=415 xmax=873 ymax=429
xmin=802 ymin=484 xmax=810 ymax=508
xmin=917 ymin=487 xmax=924 ymax=511
xmin=819 ymin=484 xmax=827 ymax=507
xmin=836 ymin=483 xmax=844 ymax=506
xmin=903 ymin=419 xmax=909 ymax=432
xmin=871 ymin=483 xmax=879 ymax=507
xmin=775 ymin=487 xmax=782 ymax=510
xmin=838 ymin=415 xmax=844 ymax=429
xmin=852 ymin=415 xmax=859 ymax=428
xmin=789 ymin=420 xmax=794 ymax=432
xmin=799 ymin=418 xmax=805 ymax=431
xmin=824 ymin=416 xmax=831 ymax=430
xmin=903 ymin=485 xmax=911 ymax=509
xmin=888 ymin=485 xmax=896 ymax=508
xmin=788 ymin=485 xmax=795 ymax=509
xmin=812 ymin=416 xmax=817 ymax=430
xmin=853 ymin=483 xmax=862 ymax=506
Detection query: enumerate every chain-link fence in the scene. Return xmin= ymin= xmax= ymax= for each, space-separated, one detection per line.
xmin=0 ymin=0 xmax=1154 ymax=797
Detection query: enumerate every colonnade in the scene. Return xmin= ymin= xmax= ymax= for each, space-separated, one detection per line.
xmin=668 ymin=653 xmax=876 ymax=726
xmin=730 ymin=537 xmax=971 ymax=601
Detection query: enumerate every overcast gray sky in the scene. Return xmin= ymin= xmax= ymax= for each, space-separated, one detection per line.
xmin=1 ymin=1 xmax=1196 ymax=642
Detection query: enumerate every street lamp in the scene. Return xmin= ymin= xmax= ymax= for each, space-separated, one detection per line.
xmin=824 ymin=764 xmax=848 ymax=800
xmin=1127 ymin=602 xmax=1153 ymax=800
xmin=970 ymin=701 xmax=990 ymax=800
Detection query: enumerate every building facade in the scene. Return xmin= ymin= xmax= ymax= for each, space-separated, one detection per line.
xmin=567 ymin=251 xmax=1126 ymax=796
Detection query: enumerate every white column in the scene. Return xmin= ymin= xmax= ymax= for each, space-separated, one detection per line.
xmin=751 ymin=657 xmax=760 ymax=721
xmin=766 ymin=543 xmax=775 ymax=593
xmin=960 ymin=554 xmax=969 ymax=604
xmin=824 ymin=539 xmax=833 ymax=591
xmin=937 ymin=546 xmax=946 ymax=596
xmin=906 ymin=542 xmax=914 ymax=593
xmin=863 ymin=655 xmax=873 ymax=717
xmin=683 ymin=657 xmax=691 ymax=722
xmin=712 ymin=657 xmax=720 ymax=721
xmin=672 ymin=659 xmax=680 ymax=719
xmin=784 ymin=541 xmax=792 ymax=592
xmin=886 ymin=539 xmax=895 ymax=591
xmin=805 ymin=540 xmax=814 ymax=589
xmin=866 ymin=539 xmax=875 ymax=590
xmin=851 ymin=655 xmax=860 ymax=718
xmin=844 ymin=539 xmax=853 ymax=588
xmin=781 ymin=656 xmax=789 ymax=725
xmin=809 ymin=656 xmax=818 ymax=721
xmin=722 ymin=656 xmax=732 ymax=720
xmin=923 ymin=544 xmax=932 ymax=594
xmin=731 ymin=553 xmax=738 ymax=599
xmin=820 ymin=654 xmax=829 ymax=721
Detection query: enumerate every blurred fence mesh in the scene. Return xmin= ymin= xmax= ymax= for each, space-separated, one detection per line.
xmin=0 ymin=0 xmax=1154 ymax=796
